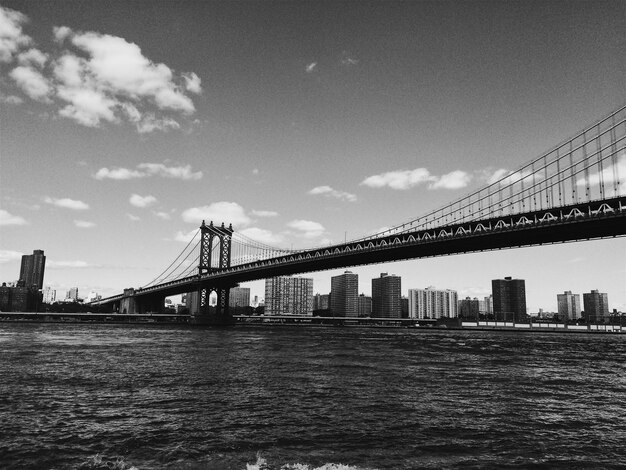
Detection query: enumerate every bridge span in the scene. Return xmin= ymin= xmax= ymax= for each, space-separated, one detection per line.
xmin=91 ymin=105 xmax=626 ymax=322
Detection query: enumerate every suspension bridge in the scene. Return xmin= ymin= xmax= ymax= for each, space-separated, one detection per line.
xmin=92 ymin=105 xmax=626 ymax=323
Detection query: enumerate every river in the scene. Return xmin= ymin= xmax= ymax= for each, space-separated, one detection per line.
xmin=1 ymin=323 xmax=624 ymax=469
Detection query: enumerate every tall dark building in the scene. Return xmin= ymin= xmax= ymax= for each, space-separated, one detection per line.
xmin=331 ymin=271 xmax=358 ymax=317
xmin=372 ymin=273 xmax=401 ymax=318
xmin=582 ymin=290 xmax=609 ymax=324
xmin=20 ymin=249 xmax=46 ymax=290
xmin=492 ymin=276 xmax=526 ymax=322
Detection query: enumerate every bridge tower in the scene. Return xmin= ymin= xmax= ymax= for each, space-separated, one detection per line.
xmin=194 ymin=220 xmax=235 ymax=325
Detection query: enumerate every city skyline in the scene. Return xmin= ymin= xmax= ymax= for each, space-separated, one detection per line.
xmin=1 ymin=1 xmax=625 ymax=312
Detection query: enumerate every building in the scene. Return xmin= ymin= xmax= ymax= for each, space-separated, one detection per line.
xmin=313 ymin=293 xmax=330 ymax=311
xmin=372 ymin=273 xmax=401 ymax=318
xmin=583 ymin=290 xmax=609 ymax=324
xmin=265 ymin=276 xmax=313 ymax=315
xmin=0 ymin=283 xmax=11 ymax=311
xmin=330 ymin=271 xmax=358 ymax=317
xmin=19 ymin=249 xmax=46 ymax=290
xmin=458 ymin=297 xmax=480 ymax=320
xmin=42 ymin=287 xmax=56 ymax=304
xmin=229 ymin=287 xmax=251 ymax=311
xmin=66 ymin=287 xmax=79 ymax=302
xmin=358 ymin=294 xmax=372 ymax=317
xmin=492 ymin=276 xmax=526 ymax=322
xmin=557 ymin=291 xmax=581 ymax=321
xmin=408 ymin=287 xmax=458 ymax=319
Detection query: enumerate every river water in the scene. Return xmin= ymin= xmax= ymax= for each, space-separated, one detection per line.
xmin=1 ymin=323 xmax=625 ymax=469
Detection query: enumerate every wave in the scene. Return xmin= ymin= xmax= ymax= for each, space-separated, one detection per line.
xmin=246 ymin=453 xmax=377 ymax=470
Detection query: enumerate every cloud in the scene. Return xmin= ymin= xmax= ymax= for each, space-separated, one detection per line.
xmin=0 ymin=209 xmax=27 ymax=226
xmin=362 ymin=167 xmax=474 ymax=191
xmin=181 ymin=201 xmax=251 ymax=227
xmin=126 ymin=213 xmax=141 ymax=222
xmin=361 ymin=168 xmax=433 ymax=190
xmin=174 ymin=229 xmax=197 ymax=243
xmin=93 ymin=162 xmax=202 ymax=180
xmin=129 ymin=194 xmax=157 ymax=208
xmin=0 ymin=6 xmax=31 ymax=63
xmin=43 ymin=196 xmax=89 ymax=210
xmin=340 ymin=51 xmax=359 ymax=67
xmin=576 ymin=153 xmax=626 ymax=191
xmin=137 ymin=163 xmax=202 ymax=180
xmin=1 ymin=94 xmax=23 ymax=105
xmin=308 ymin=185 xmax=357 ymax=202
xmin=17 ymin=48 xmax=47 ymax=67
xmin=182 ymin=72 xmax=202 ymax=94
xmin=153 ymin=211 xmax=171 ymax=220
xmin=47 ymin=260 xmax=99 ymax=269
xmin=429 ymin=170 xmax=472 ymax=190
xmin=251 ymin=209 xmax=279 ymax=217
xmin=74 ymin=220 xmax=96 ymax=228
xmin=239 ymin=227 xmax=286 ymax=245
xmin=0 ymin=249 xmax=24 ymax=264
xmin=3 ymin=7 xmax=201 ymax=133
xmin=305 ymin=62 xmax=317 ymax=73
xmin=10 ymin=66 xmax=52 ymax=101
xmin=287 ymin=219 xmax=325 ymax=239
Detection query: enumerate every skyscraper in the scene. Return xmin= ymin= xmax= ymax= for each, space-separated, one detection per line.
xmin=265 ymin=276 xmax=313 ymax=315
xmin=358 ymin=294 xmax=372 ymax=317
xmin=492 ymin=276 xmax=526 ymax=322
xmin=557 ymin=291 xmax=581 ymax=321
xmin=229 ymin=287 xmax=251 ymax=311
xmin=458 ymin=297 xmax=480 ymax=320
xmin=19 ymin=249 xmax=46 ymax=290
xmin=371 ymin=273 xmax=401 ymax=318
xmin=330 ymin=271 xmax=358 ymax=317
xmin=408 ymin=287 xmax=458 ymax=319
xmin=582 ymin=290 xmax=609 ymax=324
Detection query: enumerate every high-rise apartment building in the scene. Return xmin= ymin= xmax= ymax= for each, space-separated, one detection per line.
xmin=358 ymin=294 xmax=372 ymax=317
xmin=229 ymin=287 xmax=251 ymax=310
xmin=372 ymin=273 xmax=401 ymax=318
xmin=583 ymin=290 xmax=609 ymax=324
xmin=479 ymin=296 xmax=493 ymax=316
xmin=492 ymin=276 xmax=526 ymax=322
xmin=19 ymin=249 xmax=46 ymax=290
xmin=265 ymin=276 xmax=313 ymax=315
xmin=330 ymin=271 xmax=358 ymax=317
xmin=42 ymin=287 xmax=56 ymax=304
xmin=66 ymin=287 xmax=79 ymax=301
xmin=557 ymin=291 xmax=581 ymax=321
xmin=313 ymin=293 xmax=330 ymax=311
xmin=458 ymin=297 xmax=480 ymax=319
xmin=408 ymin=287 xmax=458 ymax=319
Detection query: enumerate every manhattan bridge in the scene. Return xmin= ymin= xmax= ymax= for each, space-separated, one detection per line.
xmin=92 ymin=105 xmax=626 ymax=322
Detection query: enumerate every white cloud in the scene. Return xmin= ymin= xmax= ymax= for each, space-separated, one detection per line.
xmin=93 ymin=163 xmax=202 ymax=180
xmin=10 ymin=66 xmax=52 ymax=102
xmin=126 ymin=213 xmax=141 ymax=222
xmin=287 ymin=219 xmax=326 ymax=239
xmin=174 ymin=229 xmax=197 ymax=243
xmin=1 ymin=94 xmax=23 ymax=105
xmin=4 ymin=11 xmax=201 ymax=133
xmin=129 ymin=194 xmax=157 ymax=208
xmin=0 ymin=6 xmax=31 ymax=63
xmin=239 ymin=227 xmax=286 ymax=245
xmin=0 ymin=249 xmax=24 ymax=264
xmin=47 ymin=260 xmax=98 ymax=269
xmin=251 ymin=209 xmax=279 ymax=217
xmin=43 ymin=196 xmax=89 ymax=210
xmin=308 ymin=185 xmax=357 ymax=202
xmin=0 ymin=209 xmax=27 ymax=226
xmin=17 ymin=48 xmax=47 ymax=68
xmin=252 ymin=168 xmax=260 ymax=175
xmin=429 ymin=170 xmax=472 ymax=190
xmin=576 ymin=154 xmax=626 ymax=191
xmin=183 ymin=72 xmax=202 ymax=94
xmin=361 ymin=168 xmax=432 ymax=190
xmin=340 ymin=51 xmax=359 ymax=67
xmin=153 ymin=211 xmax=171 ymax=220
xmin=305 ymin=62 xmax=317 ymax=73
xmin=74 ymin=220 xmax=96 ymax=228
xmin=137 ymin=163 xmax=202 ymax=180
xmin=181 ymin=201 xmax=251 ymax=227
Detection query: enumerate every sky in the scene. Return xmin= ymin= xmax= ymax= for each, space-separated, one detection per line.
xmin=0 ymin=0 xmax=625 ymax=312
